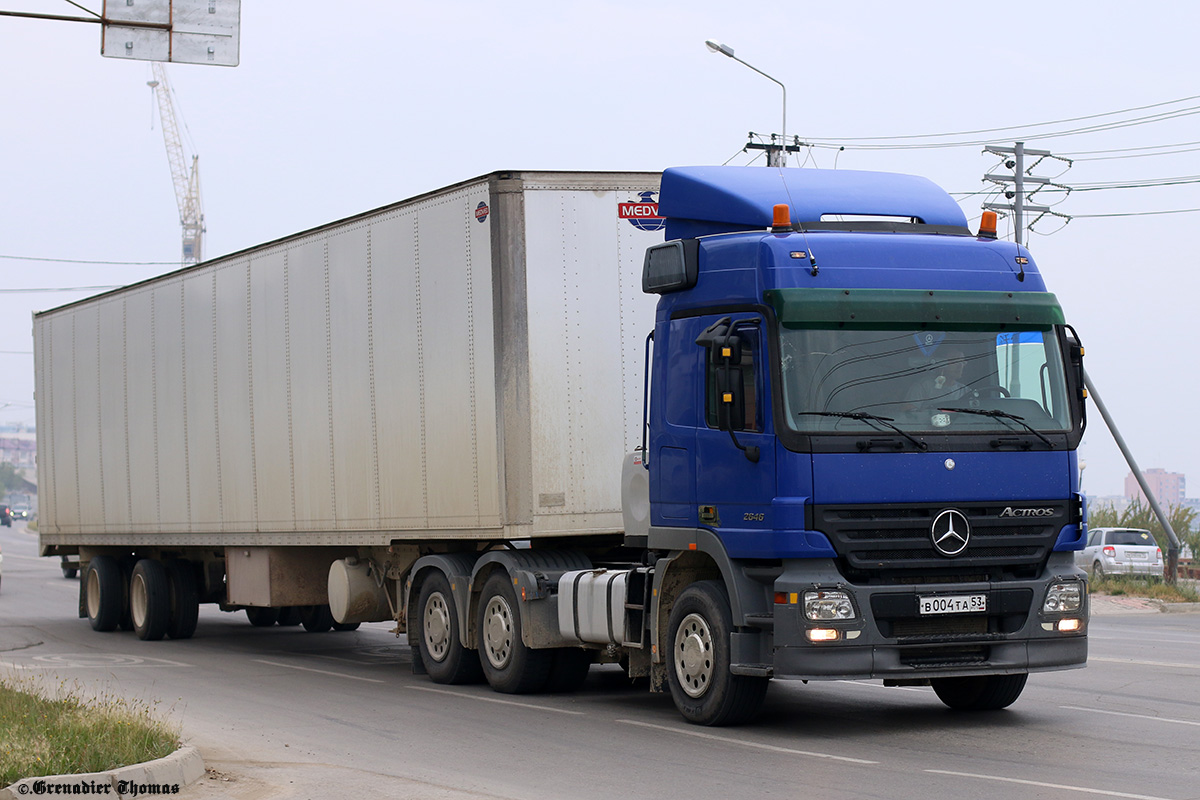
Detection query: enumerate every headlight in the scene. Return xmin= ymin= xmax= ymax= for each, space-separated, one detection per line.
xmin=1043 ymin=581 xmax=1084 ymax=614
xmin=804 ymin=590 xmax=856 ymax=621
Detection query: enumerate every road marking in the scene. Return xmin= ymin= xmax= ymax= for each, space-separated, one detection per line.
xmin=407 ymin=685 xmax=585 ymax=715
xmin=1061 ymin=705 xmax=1200 ymax=727
xmin=616 ymin=719 xmax=878 ymax=764
xmin=1090 ymin=656 xmax=1200 ymax=670
xmin=252 ymin=659 xmax=385 ymax=684
xmin=839 ymin=679 xmax=932 ymax=693
xmin=925 ymin=769 xmax=1176 ymax=800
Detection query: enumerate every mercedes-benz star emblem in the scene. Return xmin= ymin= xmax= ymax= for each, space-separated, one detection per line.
xmin=931 ymin=509 xmax=970 ymax=557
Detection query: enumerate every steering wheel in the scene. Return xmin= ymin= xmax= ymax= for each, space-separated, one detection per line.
xmin=974 ymin=384 xmax=1011 ymax=398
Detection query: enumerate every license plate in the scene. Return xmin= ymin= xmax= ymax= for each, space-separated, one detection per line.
xmin=1128 ymin=552 xmax=1147 ymax=559
xmin=919 ymin=594 xmax=987 ymax=615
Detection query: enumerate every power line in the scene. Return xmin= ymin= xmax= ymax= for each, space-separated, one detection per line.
xmin=0 ymin=254 xmax=178 ymax=265
xmin=805 ymin=93 xmax=1200 ymax=143
xmin=1072 ymin=208 xmax=1200 ymax=218
xmin=1059 ymin=139 xmax=1200 ymax=156
xmin=805 ymin=104 xmax=1200 ymax=151
xmin=0 ymin=286 xmax=122 ymax=293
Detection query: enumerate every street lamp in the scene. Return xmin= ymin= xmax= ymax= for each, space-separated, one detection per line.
xmin=705 ymin=39 xmax=787 ymax=166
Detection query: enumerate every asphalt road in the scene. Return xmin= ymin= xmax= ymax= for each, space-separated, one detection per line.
xmin=3 ymin=523 xmax=1200 ymax=800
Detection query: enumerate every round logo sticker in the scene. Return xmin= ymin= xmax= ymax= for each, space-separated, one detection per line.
xmin=474 ymin=201 xmax=490 ymax=223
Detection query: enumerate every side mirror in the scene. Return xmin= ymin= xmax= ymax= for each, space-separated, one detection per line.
xmin=716 ymin=366 xmax=747 ymax=432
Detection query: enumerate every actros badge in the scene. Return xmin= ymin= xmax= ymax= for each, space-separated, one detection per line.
xmin=931 ymin=508 xmax=970 ymax=557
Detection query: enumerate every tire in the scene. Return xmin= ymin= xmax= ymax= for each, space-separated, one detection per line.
xmin=85 ymin=555 xmax=124 ymax=632
xmin=417 ymin=573 xmax=483 ymax=684
xmin=62 ymin=567 xmax=78 ymax=579
xmin=276 ymin=606 xmax=303 ymax=626
xmin=245 ymin=607 xmax=281 ymax=627
xmin=1093 ymin=561 xmax=1106 ymax=580
xmin=117 ymin=559 xmax=136 ymax=631
xmin=666 ymin=580 xmax=768 ymax=726
xmin=129 ymin=559 xmax=170 ymax=641
xmin=543 ymin=648 xmax=593 ymax=693
xmin=477 ymin=572 xmax=553 ymax=693
xmin=164 ymin=559 xmax=200 ymax=640
xmin=300 ymin=604 xmax=335 ymax=633
xmin=932 ymin=673 xmax=1028 ymax=711
xmin=331 ymin=621 xmax=361 ymax=632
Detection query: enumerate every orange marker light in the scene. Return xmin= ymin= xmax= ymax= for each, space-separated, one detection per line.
xmin=978 ymin=210 xmax=998 ymax=239
xmin=772 ymin=203 xmax=791 ymax=230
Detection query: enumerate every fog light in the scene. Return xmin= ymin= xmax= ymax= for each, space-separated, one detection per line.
xmin=807 ymin=628 xmax=841 ymax=642
xmin=1058 ymin=618 xmax=1083 ymax=633
xmin=804 ymin=590 xmax=856 ymax=621
xmin=1043 ymin=581 xmax=1084 ymax=614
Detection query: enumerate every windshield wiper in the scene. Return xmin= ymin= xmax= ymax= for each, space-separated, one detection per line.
xmin=937 ymin=407 xmax=1054 ymax=448
xmin=797 ymin=411 xmax=928 ymax=451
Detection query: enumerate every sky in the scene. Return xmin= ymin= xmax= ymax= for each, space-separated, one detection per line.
xmin=1 ymin=0 xmax=1198 ymax=498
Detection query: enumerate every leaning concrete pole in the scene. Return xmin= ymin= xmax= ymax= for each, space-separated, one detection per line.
xmin=1083 ymin=368 xmax=1180 ymax=583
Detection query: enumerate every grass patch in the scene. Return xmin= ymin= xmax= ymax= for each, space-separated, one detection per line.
xmin=1090 ymin=574 xmax=1200 ymax=603
xmin=0 ymin=677 xmax=179 ymax=786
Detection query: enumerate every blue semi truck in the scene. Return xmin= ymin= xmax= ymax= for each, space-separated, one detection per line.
xmin=37 ymin=166 xmax=1087 ymax=727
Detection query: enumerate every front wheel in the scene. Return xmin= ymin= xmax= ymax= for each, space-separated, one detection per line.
xmin=1093 ymin=561 xmax=1106 ymax=580
xmin=932 ymin=673 xmax=1028 ymax=710
xmin=477 ymin=572 xmax=552 ymax=693
xmin=666 ymin=581 xmax=767 ymax=726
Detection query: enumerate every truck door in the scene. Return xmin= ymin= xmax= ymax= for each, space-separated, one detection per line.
xmin=693 ymin=315 xmax=776 ymax=558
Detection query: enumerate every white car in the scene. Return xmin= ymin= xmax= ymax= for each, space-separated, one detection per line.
xmin=1077 ymin=527 xmax=1162 ymax=579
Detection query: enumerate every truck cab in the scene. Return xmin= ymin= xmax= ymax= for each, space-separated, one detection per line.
xmin=637 ymin=166 xmax=1088 ymax=723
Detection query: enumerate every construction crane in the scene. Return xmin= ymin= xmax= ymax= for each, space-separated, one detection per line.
xmin=147 ymin=63 xmax=204 ymax=265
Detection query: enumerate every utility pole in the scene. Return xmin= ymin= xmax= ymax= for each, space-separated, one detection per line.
xmin=745 ymin=134 xmax=804 ymax=167
xmin=982 ymin=142 xmax=1054 ymax=246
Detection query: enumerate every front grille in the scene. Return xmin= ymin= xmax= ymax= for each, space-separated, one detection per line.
xmin=815 ymin=501 xmax=1068 ymax=580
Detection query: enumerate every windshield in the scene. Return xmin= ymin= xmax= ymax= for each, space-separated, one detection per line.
xmin=779 ymin=327 xmax=1074 ymax=435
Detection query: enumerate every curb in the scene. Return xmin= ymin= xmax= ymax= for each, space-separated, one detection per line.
xmin=1 ymin=745 xmax=204 ymax=799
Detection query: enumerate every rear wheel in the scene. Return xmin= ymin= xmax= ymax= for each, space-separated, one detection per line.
xmin=331 ymin=621 xmax=361 ymax=632
xmin=164 ymin=559 xmax=199 ymax=640
xmin=477 ymin=572 xmax=552 ymax=693
xmin=85 ymin=555 xmax=124 ymax=632
xmin=130 ymin=559 xmax=170 ymax=641
xmin=1093 ymin=561 xmax=1106 ymax=580
xmin=666 ymin=581 xmax=768 ymax=726
xmin=300 ymin=604 xmax=335 ymax=633
xmin=417 ymin=573 xmax=483 ymax=684
xmin=245 ymin=607 xmax=281 ymax=627
xmin=932 ymin=674 xmax=1028 ymax=711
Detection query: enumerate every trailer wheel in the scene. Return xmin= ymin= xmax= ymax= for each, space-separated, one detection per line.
xmin=85 ymin=555 xmax=124 ymax=632
xmin=416 ymin=573 xmax=484 ymax=684
xmin=130 ymin=559 xmax=170 ymax=641
xmin=477 ymin=572 xmax=552 ymax=693
xmin=932 ymin=674 xmax=1028 ymax=711
xmin=543 ymin=648 xmax=593 ymax=693
xmin=300 ymin=604 xmax=334 ymax=633
xmin=164 ymin=559 xmax=200 ymax=640
xmin=245 ymin=607 xmax=281 ymax=627
xmin=666 ymin=581 xmax=768 ymax=726
xmin=332 ymin=621 xmax=361 ymax=632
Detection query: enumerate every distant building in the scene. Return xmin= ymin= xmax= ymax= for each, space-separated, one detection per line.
xmin=0 ymin=437 xmax=35 ymax=470
xmin=1126 ymin=469 xmax=1186 ymax=508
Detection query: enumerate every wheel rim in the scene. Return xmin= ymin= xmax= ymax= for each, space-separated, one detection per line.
xmin=130 ymin=573 xmax=148 ymax=629
xmin=482 ymin=594 xmax=514 ymax=669
xmin=86 ymin=570 xmax=101 ymax=619
xmin=674 ymin=612 xmax=714 ymax=698
xmin=423 ymin=591 xmax=452 ymax=663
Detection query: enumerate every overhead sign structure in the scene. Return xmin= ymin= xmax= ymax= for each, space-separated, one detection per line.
xmin=101 ymin=0 xmax=240 ymax=66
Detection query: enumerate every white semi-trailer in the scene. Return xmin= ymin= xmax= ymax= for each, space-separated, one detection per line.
xmin=37 ymin=167 xmax=1090 ymax=725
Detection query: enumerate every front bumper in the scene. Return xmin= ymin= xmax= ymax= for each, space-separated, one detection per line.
xmin=769 ymin=553 xmax=1088 ymax=681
